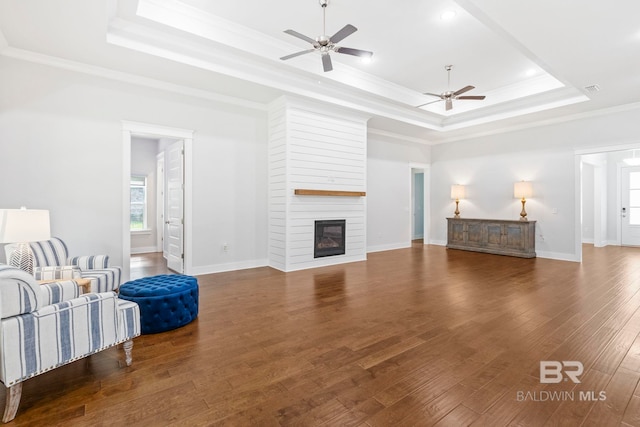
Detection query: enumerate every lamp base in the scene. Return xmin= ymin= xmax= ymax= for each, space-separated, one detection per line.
xmin=519 ymin=198 xmax=528 ymax=221
xmin=454 ymin=199 xmax=460 ymax=218
xmin=9 ymin=243 xmax=34 ymax=276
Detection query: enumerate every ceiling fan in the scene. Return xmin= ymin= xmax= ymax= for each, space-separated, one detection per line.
xmin=280 ymin=0 xmax=373 ymax=72
xmin=418 ymin=65 xmax=486 ymax=111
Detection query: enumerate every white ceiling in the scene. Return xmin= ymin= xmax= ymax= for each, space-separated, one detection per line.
xmin=1 ymin=0 xmax=639 ymax=144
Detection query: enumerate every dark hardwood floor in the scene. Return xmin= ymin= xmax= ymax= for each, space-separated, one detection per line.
xmin=5 ymin=244 xmax=640 ymax=426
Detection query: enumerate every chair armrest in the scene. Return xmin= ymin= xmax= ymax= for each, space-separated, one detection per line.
xmin=0 ymin=264 xmax=43 ymax=319
xmin=39 ymin=280 xmax=81 ymax=305
xmin=69 ymin=255 xmax=110 ymax=270
xmin=34 ymin=266 xmax=81 ymax=281
xmin=0 ymin=292 xmax=120 ymax=385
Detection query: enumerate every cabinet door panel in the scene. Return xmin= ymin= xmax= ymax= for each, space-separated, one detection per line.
xmin=485 ymin=224 xmax=503 ymax=248
xmin=467 ymin=223 xmax=482 ymax=245
xmin=505 ymin=224 xmax=525 ymax=250
xmin=450 ymin=222 xmax=465 ymax=244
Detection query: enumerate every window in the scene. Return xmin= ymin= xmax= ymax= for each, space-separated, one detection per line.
xmin=130 ymin=175 xmax=147 ymax=230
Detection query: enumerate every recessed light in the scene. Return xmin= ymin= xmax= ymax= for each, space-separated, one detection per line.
xmin=361 ymin=56 xmax=372 ymax=65
xmin=525 ymin=69 xmax=537 ymax=77
xmin=440 ymin=10 xmax=457 ymax=21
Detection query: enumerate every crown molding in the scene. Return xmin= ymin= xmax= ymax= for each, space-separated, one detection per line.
xmin=435 ymin=100 xmax=640 ymax=145
xmin=135 ymin=0 xmax=428 ymax=107
xmin=367 ymin=128 xmax=432 ymax=145
xmin=0 ymin=46 xmax=268 ymax=111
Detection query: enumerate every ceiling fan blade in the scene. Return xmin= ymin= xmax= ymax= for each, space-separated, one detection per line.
xmin=456 ymin=95 xmax=486 ymax=100
xmin=334 ymin=47 xmax=373 ymax=58
xmin=330 ymin=24 xmax=357 ymax=44
xmin=453 ymin=85 xmax=475 ymax=96
xmin=445 ymin=98 xmax=453 ymax=111
xmin=322 ymin=54 xmax=333 ymax=72
xmin=280 ymin=49 xmax=316 ymax=61
xmin=416 ymin=99 xmax=442 ymax=108
xmin=284 ymin=29 xmax=317 ymax=46
xmin=423 ymin=92 xmax=443 ymax=98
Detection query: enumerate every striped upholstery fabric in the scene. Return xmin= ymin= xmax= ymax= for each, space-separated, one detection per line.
xmin=117 ymin=299 xmax=141 ymax=342
xmin=29 ymin=238 xmax=69 ymax=267
xmin=40 ymin=280 xmax=80 ymax=305
xmin=69 ymin=255 xmax=110 ymax=270
xmin=0 ymin=266 xmax=141 ymax=388
xmin=0 ymin=265 xmax=43 ymax=319
xmin=81 ymin=268 xmax=122 ymax=293
xmin=29 ymin=238 xmax=122 ymax=292
xmin=34 ymin=265 xmax=80 ymax=281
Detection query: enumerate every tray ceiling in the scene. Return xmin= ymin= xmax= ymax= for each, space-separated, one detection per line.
xmin=1 ymin=0 xmax=639 ymax=143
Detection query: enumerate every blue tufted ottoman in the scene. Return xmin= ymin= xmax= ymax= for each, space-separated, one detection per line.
xmin=119 ymin=274 xmax=199 ymax=334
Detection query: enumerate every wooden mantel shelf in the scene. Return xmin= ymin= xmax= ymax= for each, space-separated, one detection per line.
xmin=294 ymin=189 xmax=366 ymax=197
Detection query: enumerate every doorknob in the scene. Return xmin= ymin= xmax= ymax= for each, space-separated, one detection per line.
xmin=622 ymin=207 xmax=627 ymax=218
xmin=165 ymin=220 xmax=170 ymax=224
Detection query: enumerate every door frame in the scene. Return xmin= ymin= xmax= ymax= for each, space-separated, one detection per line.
xmin=617 ymin=164 xmax=640 ymax=247
xmin=576 ymin=140 xmax=640 ymax=262
xmin=122 ymin=121 xmax=193 ymax=281
xmin=409 ymin=163 xmax=430 ymax=245
xmin=156 ymin=152 xmax=165 ymax=254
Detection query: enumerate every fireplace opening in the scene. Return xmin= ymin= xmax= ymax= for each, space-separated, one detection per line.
xmin=314 ymin=220 xmax=346 ymax=258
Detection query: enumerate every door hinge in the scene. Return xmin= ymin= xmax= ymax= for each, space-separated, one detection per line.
xmin=181 ymin=253 xmax=184 ymax=259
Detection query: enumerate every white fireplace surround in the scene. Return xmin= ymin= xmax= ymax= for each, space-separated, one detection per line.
xmin=268 ymin=96 xmax=369 ymax=272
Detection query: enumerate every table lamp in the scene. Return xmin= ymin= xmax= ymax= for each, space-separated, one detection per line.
xmin=450 ymin=185 xmax=465 ymax=218
xmin=514 ymin=181 xmax=533 ymax=221
xmin=0 ymin=208 xmax=51 ymax=275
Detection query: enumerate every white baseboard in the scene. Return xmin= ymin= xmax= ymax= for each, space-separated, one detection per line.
xmin=429 ymin=239 xmax=447 ymax=246
xmin=581 ymin=238 xmax=594 ymax=244
xmin=131 ymin=246 xmax=160 ymax=255
xmin=367 ymin=242 xmax=411 ymax=253
xmin=190 ymin=258 xmax=269 ymax=276
xmin=536 ymin=250 xmax=580 ymax=262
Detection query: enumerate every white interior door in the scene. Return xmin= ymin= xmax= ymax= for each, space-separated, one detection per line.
xmin=165 ymin=140 xmax=184 ymax=273
xmin=621 ymin=166 xmax=640 ymax=246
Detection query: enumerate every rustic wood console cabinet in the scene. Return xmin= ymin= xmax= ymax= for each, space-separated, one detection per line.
xmin=446 ymin=218 xmax=536 ymax=258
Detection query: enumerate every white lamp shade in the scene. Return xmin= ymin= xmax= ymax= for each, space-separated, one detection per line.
xmin=514 ymin=181 xmax=533 ymax=199
xmin=450 ymin=184 xmax=465 ymax=200
xmin=0 ymin=209 xmax=51 ymax=243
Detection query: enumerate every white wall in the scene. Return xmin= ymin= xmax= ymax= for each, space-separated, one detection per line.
xmin=0 ymin=56 xmax=268 ymax=273
xmin=367 ymin=135 xmax=430 ymax=252
xmin=581 ymin=163 xmax=595 ymax=242
xmin=130 ymin=137 xmax=159 ymax=253
xmin=430 ymin=107 xmax=640 ymax=261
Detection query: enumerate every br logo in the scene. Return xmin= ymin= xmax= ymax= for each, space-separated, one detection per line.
xmin=540 ymin=361 xmax=584 ymax=384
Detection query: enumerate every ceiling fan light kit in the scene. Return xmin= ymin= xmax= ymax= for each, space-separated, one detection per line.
xmin=280 ymin=0 xmax=373 ymax=72
xmin=418 ymin=65 xmax=487 ymax=111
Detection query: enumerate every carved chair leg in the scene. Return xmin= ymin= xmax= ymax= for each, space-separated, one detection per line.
xmin=123 ymin=340 xmax=134 ymax=366
xmin=3 ymin=382 xmax=22 ymax=423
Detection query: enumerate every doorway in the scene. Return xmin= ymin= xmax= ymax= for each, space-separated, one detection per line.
xmin=412 ymin=171 xmax=424 ymax=240
xmin=410 ymin=164 xmax=430 ymax=245
xmin=620 ymin=165 xmax=640 ymax=246
xmin=578 ymin=145 xmax=640 ymax=260
xmin=122 ymin=121 xmax=193 ymax=281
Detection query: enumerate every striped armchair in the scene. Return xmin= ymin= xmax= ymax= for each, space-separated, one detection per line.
xmin=27 ymin=237 xmax=122 ymax=293
xmin=0 ymin=265 xmax=140 ymax=423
